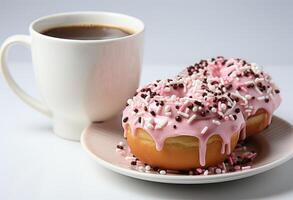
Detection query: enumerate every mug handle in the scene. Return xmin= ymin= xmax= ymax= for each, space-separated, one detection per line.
xmin=0 ymin=35 xmax=52 ymax=117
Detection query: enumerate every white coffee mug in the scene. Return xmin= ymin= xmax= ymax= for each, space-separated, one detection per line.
xmin=0 ymin=12 xmax=144 ymax=140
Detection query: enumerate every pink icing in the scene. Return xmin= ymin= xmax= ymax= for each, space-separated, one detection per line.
xmin=122 ymin=57 xmax=281 ymax=166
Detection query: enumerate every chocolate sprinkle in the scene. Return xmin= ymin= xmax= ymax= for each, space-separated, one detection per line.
xmin=123 ymin=117 xmax=128 ymax=123
xmin=175 ymin=116 xmax=182 ymax=122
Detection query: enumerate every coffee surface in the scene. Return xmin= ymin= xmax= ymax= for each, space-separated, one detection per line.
xmin=41 ymin=24 xmax=132 ymax=40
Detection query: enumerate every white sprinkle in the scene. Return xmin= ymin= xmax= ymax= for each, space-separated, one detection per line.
xmin=229 ymin=114 xmax=235 ymax=120
xmin=164 ymin=87 xmax=171 ymax=92
xmin=115 ymin=148 xmax=122 ymax=152
xmin=218 ymin=111 xmax=224 ymax=117
xmin=145 ymin=165 xmax=151 ymax=171
xmin=257 ymin=96 xmax=266 ymax=100
xmin=177 ymin=111 xmax=189 ymax=118
xmin=138 ymin=166 xmax=144 ymax=171
xmin=245 ymin=94 xmax=252 ymax=100
xmin=212 ymin=120 xmax=221 ymax=125
xmin=145 ymin=117 xmax=154 ymax=124
xmin=170 ymin=95 xmax=177 ymax=100
xmin=255 ymin=86 xmax=263 ymax=94
xmin=201 ymin=126 xmax=208 ymax=134
xmin=244 ymin=80 xmax=254 ymax=85
xmin=127 ymin=99 xmax=133 ymax=105
xmin=211 ymin=107 xmax=217 ymax=113
xmin=255 ymin=78 xmax=264 ymax=83
xmin=164 ymin=112 xmax=172 ymax=116
xmin=198 ymin=106 xmax=203 ymax=110
xmin=125 ymin=156 xmax=136 ymax=161
xmin=187 ymin=114 xmax=197 ymax=124
xmin=145 ymin=95 xmax=150 ymax=102
xmin=192 ymin=106 xmax=198 ymax=112
xmin=215 ymin=168 xmax=222 ymax=174
xmin=185 ymin=108 xmax=190 ymax=114
xmin=203 ymin=170 xmax=209 ymax=176
xmin=164 ymin=105 xmax=171 ymax=112
xmin=145 ymin=123 xmax=154 ymax=130
xmin=241 ymin=166 xmax=251 ymax=170
xmin=245 ymin=109 xmax=252 ymax=113
xmin=221 ymin=103 xmax=227 ymax=110
xmin=155 ymin=118 xmax=168 ymax=129
xmin=118 ymin=141 xmax=124 ymax=146
xmin=159 ymin=170 xmax=166 ymax=175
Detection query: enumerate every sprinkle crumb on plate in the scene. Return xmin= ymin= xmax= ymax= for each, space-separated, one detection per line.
xmin=115 ymin=140 xmax=257 ymax=176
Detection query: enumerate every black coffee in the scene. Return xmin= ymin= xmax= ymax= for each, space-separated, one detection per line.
xmin=41 ymin=24 xmax=133 ymax=40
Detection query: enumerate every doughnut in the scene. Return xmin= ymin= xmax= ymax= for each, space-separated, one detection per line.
xmin=179 ymin=57 xmax=281 ymax=137
xmin=122 ymin=57 xmax=281 ymax=170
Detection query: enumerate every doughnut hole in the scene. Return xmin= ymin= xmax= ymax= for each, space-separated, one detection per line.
xmin=246 ymin=108 xmax=269 ymax=137
xmin=126 ymin=127 xmax=240 ymax=170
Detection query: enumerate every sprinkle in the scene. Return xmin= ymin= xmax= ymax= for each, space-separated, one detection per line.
xmin=187 ymin=114 xmax=197 ymax=124
xmin=164 ymin=105 xmax=171 ymax=112
xmin=178 ymin=111 xmax=189 ymax=118
xmin=201 ymin=126 xmax=208 ymax=134
xmin=192 ymin=106 xmax=198 ymax=112
xmin=235 ymin=108 xmax=240 ymax=113
xmin=165 ymin=112 xmax=172 ymax=116
xmin=257 ymin=96 xmax=266 ymax=101
xmin=123 ymin=117 xmax=128 ymax=123
xmin=275 ymin=89 xmax=280 ymax=94
xmin=215 ymin=168 xmax=222 ymax=174
xmin=125 ymin=156 xmax=136 ymax=161
xmin=245 ymin=94 xmax=252 ymax=100
xmin=145 ymin=123 xmax=154 ymax=130
xmin=173 ymin=125 xmax=177 ymax=129
xmin=241 ymin=166 xmax=251 ymax=170
xmin=130 ymin=161 xmax=137 ymax=165
xmin=211 ymin=107 xmax=217 ymax=113
xmin=212 ymin=120 xmax=221 ymax=125
xmin=221 ymin=103 xmax=227 ymax=110
xmin=155 ymin=118 xmax=168 ymax=129
xmin=170 ymin=95 xmax=177 ymax=100
xmin=127 ymin=99 xmax=133 ymax=105
xmin=159 ymin=170 xmax=166 ymax=175
xmin=164 ymin=87 xmax=171 ymax=92
xmin=145 ymin=165 xmax=151 ymax=171
xmin=196 ymin=168 xmax=203 ymax=174
xmin=255 ymin=86 xmax=263 ymax=94
xmin=203 ymin=170 xmax=209 ymax=176
xmin=244 ymin=80 xmax=254 ymax=85
xmin=118 ymin=141 xmax=124 ymax=146
xmin=175 ymin=116 xmax=182 ymax=122
xmin=138 ymin=166 xmax=144 ymax=171
xmin=229 ymin=114 xmax=236 ymax=121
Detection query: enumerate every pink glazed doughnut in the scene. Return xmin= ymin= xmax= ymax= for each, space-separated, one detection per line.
xmin=122 ymin=57 xmax=281 ymax=170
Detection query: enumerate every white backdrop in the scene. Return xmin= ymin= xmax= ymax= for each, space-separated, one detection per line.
xmin=0 ymin=0 xmax=293 ymax=67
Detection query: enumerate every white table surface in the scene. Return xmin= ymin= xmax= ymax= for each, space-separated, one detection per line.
xmin=1 ymin=62 xmax=293 ymax=200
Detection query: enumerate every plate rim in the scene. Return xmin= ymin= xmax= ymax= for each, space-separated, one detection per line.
xmin=80 ymin=122 xmax=293 ymax=184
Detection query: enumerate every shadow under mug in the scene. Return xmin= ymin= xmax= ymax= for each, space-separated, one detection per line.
xmin=0 ymin=12 xmax=144 ymax=141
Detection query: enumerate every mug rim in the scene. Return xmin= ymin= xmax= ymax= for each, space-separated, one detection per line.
xmin=29 ymin=11 xmax=145 ymax=43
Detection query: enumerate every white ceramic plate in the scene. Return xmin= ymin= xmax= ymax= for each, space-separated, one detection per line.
xmin=81 ymin=116 xmax=293 ymax=184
